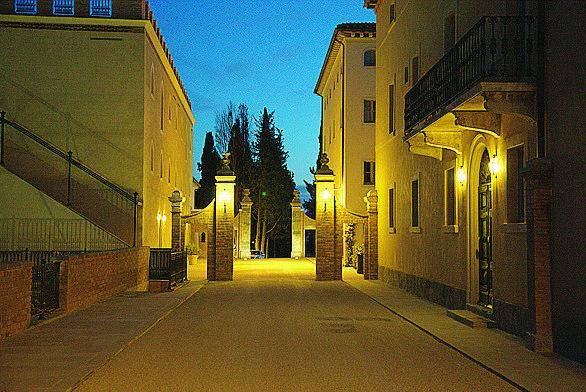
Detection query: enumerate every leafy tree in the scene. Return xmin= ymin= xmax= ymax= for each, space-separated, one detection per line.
xmin=214 ymin=102 xmax=235 ymax=154
xmin=228 ymin=104 xmax=254 ymax=205
xmin=302 ymin=125 xmax=323 ymax=219
xmin=195 ymin=132 xmax=220 ymax=209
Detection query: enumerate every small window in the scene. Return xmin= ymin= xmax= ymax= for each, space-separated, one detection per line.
xmin=388 ymin=84 xmax=395 ymax=134
xmin=411 ymin=177 xmax=420 ymax=228
xmin=364 ymin=100 xmax=376 ymax=123
xmin=14 ymin=0 xmax=37 ymax=14
xmin=445 ymin=167 xmax=456 ymax=226
xmin=160 ymin=85 xmax=164 ymax=131
xmin=390 ymin=3 xmax=396 ymax=24
xmin=389 ymin=187 xmax=395 ymax=229
xmin=90 ymin=0 xmax=112 ymax=17
xmin=53 ymin=0 xmax=74 ymax=15
xmin=160 ymin=153 xmax=163 ymax=179
xmin=507 ymin=145 xmax=525 ymax=223
xmin=168 ymin=160 xmax=171 ymax=183
xmin=364 ymin=161 xmax=376 ymax=185
xmin=150 ymin=64 xmax=155 ymax=95
xmin=444 ymin=12 xmax=456 ymax=52
xmin=200 ymin=233 xmax=206 ymax=243
xmin=412 ymin=56 xmax=420 ymax=84
xmin=404 ymin=65 xmax=409 ymax=84
xmin=150 ymin=144 xmax=154 ymax=172
xmin=364 ymin=50 xmax=376 ymax=67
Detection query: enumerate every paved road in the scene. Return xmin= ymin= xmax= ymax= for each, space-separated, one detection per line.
xmin=77 ymin=259 xmax=516 ymax=391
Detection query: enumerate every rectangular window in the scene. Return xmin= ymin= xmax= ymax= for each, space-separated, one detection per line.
xmin=364 ymin=161 xmax=375 ymax=185
xmin=507 ymin=145 xmax=525 ymax=223
xmin=390 ymin=3 xmax=396 ymax=24
xmin=445 ymin=167 xmax=456 ymax=226
xmin=444 ymin=12 xmax=456 ymax=52
xmin=389 ymin=188 xmax=395 ymax=229
xmin=53 ymin=0 xmax=74 ymax=15
xmin=412 ymin=56 xmax=420 ymax=84
xmin=90 ymin=0 xmax=112 ymax=17
xmin=160 ymin=84 xmax=164 ymax=131
xmin=364 ymin=100 xmax=376 ymax=123
xmin=404 ymin=65 xmax=409 ymax=84
xmin=14 ymin=0 xmax=37 ymax=14
xmin=150 ymin=65 xmax=155 ymax=95
xmin=389 ymin=84 xmax=395 ymax=134
xmin=411 ymin=178 xmax=420 ymax=228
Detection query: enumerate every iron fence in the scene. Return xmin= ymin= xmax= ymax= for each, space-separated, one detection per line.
xmin=149 ymin=248 xmax=187 ymax=287
xmin=404 ymin=16 xmax=536 ymax=137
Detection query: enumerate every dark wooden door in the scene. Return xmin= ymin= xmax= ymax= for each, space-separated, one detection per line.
xmin=478 ymin=150 xmax=493 ymax=307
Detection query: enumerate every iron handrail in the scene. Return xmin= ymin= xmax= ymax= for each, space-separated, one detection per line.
xmin=0 ymin=113 xmax=141 ymax=205
xmin=404 ymin=15 xmax=536 ymax=138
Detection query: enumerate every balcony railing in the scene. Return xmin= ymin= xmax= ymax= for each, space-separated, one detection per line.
xmin=149 ymin=248 xmax=188 ymax=288
xmin=404 ymin=16 xmax=536 ymax=138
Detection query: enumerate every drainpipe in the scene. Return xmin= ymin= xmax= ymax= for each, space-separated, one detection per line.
xmin=536 ymin=0 xmax=546 ymax=157
xmin=339 ymin=39 xmax=346 ymax=182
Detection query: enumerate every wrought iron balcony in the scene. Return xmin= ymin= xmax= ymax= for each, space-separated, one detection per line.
xmin=404 ymin=16 xmax=536 ymax=139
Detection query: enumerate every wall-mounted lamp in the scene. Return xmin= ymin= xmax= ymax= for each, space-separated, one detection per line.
xmin=156 ymin=212 xmax=166 ymax=247
xmin=321 ymin=189 xmax=331 ymax=200
xmin=489 ymin=154 xmax=501 ymax=176
xmin=219 ymin=189 xmax=231 ymax=213
xmin=457 ymin=166 xmax=466 ymax=185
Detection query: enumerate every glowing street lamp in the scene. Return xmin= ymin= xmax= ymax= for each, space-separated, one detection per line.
xmin=157 ymin=212 xmax=167 ymax=247
xmin=218 ymin=189 xmax=231 ymax=213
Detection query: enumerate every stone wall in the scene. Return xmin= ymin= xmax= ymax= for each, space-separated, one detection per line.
xmin=59 ymin=247 xmax=149 ymax=313
xmin=0 ymin=262 xmax=32 ymax=341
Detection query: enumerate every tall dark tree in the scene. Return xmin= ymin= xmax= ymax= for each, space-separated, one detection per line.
xmin=252 ymin=108 xmax=295 ymax=256
xmin=195 ymin=132 xmax=220 ymax=209
xmin=228 ymin=104 xmax=254 ymax=205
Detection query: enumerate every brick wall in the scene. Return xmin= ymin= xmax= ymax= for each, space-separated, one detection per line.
xmin=0 ymin=262 xmax=32 ymax=341
xmin=59 ymin=247 xmax=149 ymax=313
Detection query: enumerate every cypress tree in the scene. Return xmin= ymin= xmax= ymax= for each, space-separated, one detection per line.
xmin=195 ymin=132 xmax=220 ymax=209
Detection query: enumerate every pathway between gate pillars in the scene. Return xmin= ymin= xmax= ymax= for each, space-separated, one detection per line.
xmin=168 ymin=153 xmax=378 ymax=282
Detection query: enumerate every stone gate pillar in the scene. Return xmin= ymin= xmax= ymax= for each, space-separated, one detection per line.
xmin=291 ymin=190 xmax=303 ymax=259
xmin=239 ymin=189 xmax=252 ymax=259
xmin=364 ymin=190 xmax=379 ymax=280
xmin=212 ymin=154 xmax=236 ymax=281
xmin=169 ymin=190 xmax=184 ymax=252
xmin=315 ymin=154 xmax=339 ymax=281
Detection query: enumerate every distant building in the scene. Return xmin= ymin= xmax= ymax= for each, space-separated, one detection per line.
xmin=315 ymin=23 xmax=376 ymax=215
xmin=365 ymin=0 xmax=585 ymax=363
xmin=0 ymin=0 xmax=194 ymax=250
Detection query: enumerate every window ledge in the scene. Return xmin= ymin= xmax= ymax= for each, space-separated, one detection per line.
xmin=442 ymin=225 xmax=459 ymax=234
xmin=501 ymin=222 xmax=527 ymax=233
xmin=409 ymin=227 xmax=421 ymax=234
xmin=388 ymin=227 xmax=396 ymax=234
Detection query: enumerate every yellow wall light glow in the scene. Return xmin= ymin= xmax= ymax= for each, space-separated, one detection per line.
xmin=321 ymin=189 xmax=332 ymax=200
xmin=219 ymin=190 xmax=231 ymax=203
xmin=457 ymin=166 xmax=466 ymax=184
xmin=489 ymin=155 xmax=501 ymax=175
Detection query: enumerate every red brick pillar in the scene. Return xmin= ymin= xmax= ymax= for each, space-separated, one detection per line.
xmin=523 ymin=158 xmax=553 ymax=353
xmin=168 ymin=190 xmax=184 ymax=252
xmin=211 ymin=155 xmax=236 ymax=281
xmin=315 ymin=154 xmax=340 ymax=281
xmin=364 ymin=190 xmax=379 ymax=280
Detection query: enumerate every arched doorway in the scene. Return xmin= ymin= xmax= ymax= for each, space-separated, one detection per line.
xmin=467 ymin=138 xmax=494 ymax=308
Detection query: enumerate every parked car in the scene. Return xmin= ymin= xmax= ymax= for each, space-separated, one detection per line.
xmin=251 ymin=250 xmax=266 ymax=259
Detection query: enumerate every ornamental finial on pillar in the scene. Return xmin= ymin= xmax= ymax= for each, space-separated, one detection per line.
xmin=217 ymin=152 xmax=235 ymax=176
xmin=316 ymin=153 xmax=334 ymax=176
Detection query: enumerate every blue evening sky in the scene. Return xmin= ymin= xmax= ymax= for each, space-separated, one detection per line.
xmin=148 ymin=0 xmax=374 ymax=187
